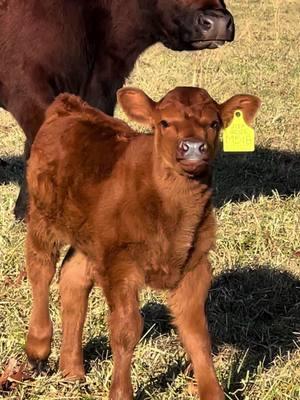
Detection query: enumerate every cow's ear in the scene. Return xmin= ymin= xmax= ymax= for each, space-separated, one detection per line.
xmin=117 ymin=88 xmax=155 ymax=126
xmin=219 ymin=94 xmax=261 ymax=127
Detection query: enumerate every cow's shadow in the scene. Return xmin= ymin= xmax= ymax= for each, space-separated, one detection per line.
xmin=1 ymin=147 xmax=299 ymax=205
xmin=83 ymin=266 xmax=300 ymax=399
xmin=0 ymin=155 xmax=23 ymax=185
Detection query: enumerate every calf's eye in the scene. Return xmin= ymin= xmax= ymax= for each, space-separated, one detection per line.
xmin=160 ymin=120 xmax=169 ymax=128
xmin=210 ymin=121 xmax=220 ymax=130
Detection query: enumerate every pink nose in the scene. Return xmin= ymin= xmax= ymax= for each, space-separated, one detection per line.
xmin=177 ymin=138 xmax=208 ymax=161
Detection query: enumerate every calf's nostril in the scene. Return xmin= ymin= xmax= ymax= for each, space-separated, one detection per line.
xmin=199 ymin=143 xmax=207 ymax=153
xmin=181 ymin=142 xmax=190 ymax=153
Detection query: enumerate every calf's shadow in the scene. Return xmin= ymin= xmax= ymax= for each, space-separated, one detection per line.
xmin=83 ymin=266 xmax=300 ymax=399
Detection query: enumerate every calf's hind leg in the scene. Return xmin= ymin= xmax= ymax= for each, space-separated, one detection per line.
xmin=25 ymin=226 xmax=59 ymax=366
xmin=59 ymin=249 xmax=94 ymax=379
xmin=168 ymin=260 xmax=224 ymax=400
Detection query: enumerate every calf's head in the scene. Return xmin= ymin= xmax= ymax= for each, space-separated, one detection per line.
xmin=145 ymin=0 xmax=234 ymax=50
xmin=118 ymin=87 xmax=260 ymax=177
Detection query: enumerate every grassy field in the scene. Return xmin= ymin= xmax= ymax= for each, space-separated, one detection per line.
xmin=0 ymin=0 xmax=300 ymax=399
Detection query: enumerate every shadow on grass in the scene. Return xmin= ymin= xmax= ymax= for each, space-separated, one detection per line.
xmin=135 ymin=359 xmax=186 ymax=400
xmin=128 ymin=266 xmax=300 ymax=399
xmin=83 ymin=335 xmax=111 ymax=373
xmin=82 ymin=304 xmax=173 ymax=373
xmin=0 ymin=155 xmax=23 ymax=185
xmin=213 ymin=147 xmax=300 ymax=206
xmin=208 ymin=267 xmax=300 ymax=397
xmin=1 ymin=147 xmax=299 ymax=206
xmin=141 ymin=301 xmax=172 ymax=340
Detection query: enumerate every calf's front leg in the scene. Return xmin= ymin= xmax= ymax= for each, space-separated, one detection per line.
xmin=103 ymin=260 xmax=144 ymax=400
xmin=168 ymin=259 xmax=224 ymax=400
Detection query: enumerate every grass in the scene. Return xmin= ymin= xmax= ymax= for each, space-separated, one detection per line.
xmin=0 ymin=0 xmax=300 ymax=398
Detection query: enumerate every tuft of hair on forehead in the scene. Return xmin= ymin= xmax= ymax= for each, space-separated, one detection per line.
xmin=158 ymin=87 xmax=215 ymax=109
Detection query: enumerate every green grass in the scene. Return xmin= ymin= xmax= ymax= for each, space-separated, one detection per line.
xmin=1 ymin=0 xmax=300 ymax=398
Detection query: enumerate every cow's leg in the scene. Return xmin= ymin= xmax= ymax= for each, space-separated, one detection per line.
xmin=168 ymin=259 xmax=223 ymax=400
xmin=25 ymin=222 xmax=59 ymax=366
xmin=103 ymin=259 xmax=143 ymax=400
xmin=14 ymin=138 xmax=31 ymax=220
xmin=8 ymin=91 xmax=49 ymax=220
xmin=59 ymin=249 xmax=94 ymax=379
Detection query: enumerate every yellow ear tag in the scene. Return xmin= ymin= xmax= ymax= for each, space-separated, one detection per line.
xmin=222 ymin=110 xmax=255 ymax=152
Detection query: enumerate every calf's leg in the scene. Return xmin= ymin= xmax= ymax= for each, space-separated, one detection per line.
xmin=25 ymin=227 xmax=59 ymax=365
xmin=103 ymin=261 xmax=143 ymax=400
xmin=168 ymin=260 xmax=224 ymax=400
xmin=59 ymin=249 xmax=94 ymax=379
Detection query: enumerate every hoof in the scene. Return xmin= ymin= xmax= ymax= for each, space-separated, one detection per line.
xmin=61 ymin=368 xmax=85 ymax=382
xmin=60 ymin=359 xmax=85 ymax=382
xmin=62 ymin=373 xmax=86 ymax=383
xmin=25 ymin=327 xmax=52 ymax=363
xmin=13 ymin=204 xmax=26 ymax=221
xmin=28 ymin=359 xmax=48 ymax=375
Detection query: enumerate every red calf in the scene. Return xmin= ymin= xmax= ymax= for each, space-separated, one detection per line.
xmin=25 ymin=87 xmax=260 ymax=399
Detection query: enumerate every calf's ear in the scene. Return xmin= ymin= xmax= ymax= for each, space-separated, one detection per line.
xmin=219 ymin=94 xmax=261 ymax=127
xmin=117 ymin=87 xmax=155 ymax=126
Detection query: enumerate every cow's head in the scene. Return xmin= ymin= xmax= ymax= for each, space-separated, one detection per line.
xmin=118 ymin=87 xmax=260 ymax=178
xmin=142 ymin=0 xmax=234 ymax=51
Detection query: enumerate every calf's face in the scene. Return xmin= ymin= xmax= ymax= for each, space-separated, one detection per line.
xmin=118 ymin=87 xmax=261 ymax=177
xmin=152 ymin=0 xmax=235 ymax=50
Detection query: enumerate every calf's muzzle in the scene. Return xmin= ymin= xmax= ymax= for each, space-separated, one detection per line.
xmin=177 ymin=138 xmax=208 ymax=162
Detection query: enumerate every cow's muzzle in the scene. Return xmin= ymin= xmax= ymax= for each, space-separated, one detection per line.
xmin=186 ymin=9 xmax=235 ymax=49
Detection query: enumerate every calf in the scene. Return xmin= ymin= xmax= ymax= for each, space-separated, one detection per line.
xmin=0 ymin=0 xmax=234 ymax=219
xmin=25 ymin=87 xmax=260 ymax=400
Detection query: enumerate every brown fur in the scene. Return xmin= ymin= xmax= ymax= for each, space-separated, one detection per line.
xmin=25 ymin=87 xmax=260 ymax=400
xmin=0 ymin=0 xmax=234 ymax=219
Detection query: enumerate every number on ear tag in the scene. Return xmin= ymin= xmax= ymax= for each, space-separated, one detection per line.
xmin=222 ymin=110 xmax=255 ymax=152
